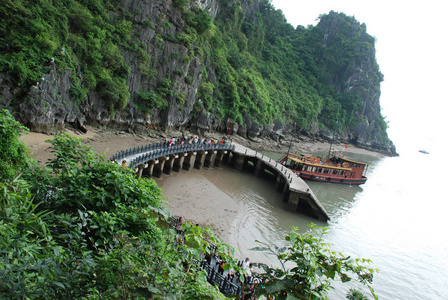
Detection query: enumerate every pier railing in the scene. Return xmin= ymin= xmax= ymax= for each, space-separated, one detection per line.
xmin=110 ymin=142 xmax=235 ymax=169
xmin=169 ymin=217 xmax=242 ymax=296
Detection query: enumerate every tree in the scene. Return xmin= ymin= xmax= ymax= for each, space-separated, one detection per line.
xmin=251 ymin=225 xmax=378 ymax=299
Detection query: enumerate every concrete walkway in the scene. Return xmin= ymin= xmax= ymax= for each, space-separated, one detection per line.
xmin=231 ymin=143 xmax=330 ymax=221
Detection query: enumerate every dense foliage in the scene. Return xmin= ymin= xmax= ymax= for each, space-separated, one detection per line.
xmin=0 ymin=110 xmax=231 ymax=299
xmin=208 ymin=2 xmax=385 ymax=132
xmin=0 ymin=0 xmax=389 ymax=141
xmin=0 ymin=109 xmax=32 ymax=180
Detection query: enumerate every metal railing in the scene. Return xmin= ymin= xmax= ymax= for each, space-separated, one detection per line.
xmin=170 ymin=217 xmax=241 ymax=295
xmin=110 ymin=142 xmax=235 ymax=169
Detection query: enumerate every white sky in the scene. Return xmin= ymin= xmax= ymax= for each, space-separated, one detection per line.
xmin=271 ymin=0 xmax=448 ymax=151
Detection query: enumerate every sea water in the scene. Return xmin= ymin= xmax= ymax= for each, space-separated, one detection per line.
xmin=199 ymin=142 xmax=448 ymax=299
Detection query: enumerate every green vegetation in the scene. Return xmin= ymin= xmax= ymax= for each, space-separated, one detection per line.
xmin=0 ymin=110 xmax=231 ymax=298
xmin=135 ymin=89 xmax=167 ymax=114
xmin=1 ymin=109 xmax=378 ymax=299
xmin=0 ymin=0 xmax=390 ymax=141
xmin=205 ymin=2 xmax=385 ymax=132
xmin=252 ymin=225 xmax=378 ymax=299
xmin=1 ymin=0 xmax=129 ymax=107
xmin=0 ymin=109 xmax=32 ymax=180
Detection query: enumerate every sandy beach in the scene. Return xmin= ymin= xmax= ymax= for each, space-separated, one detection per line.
xmin=20 ymin=125 xmax=384 ymax=242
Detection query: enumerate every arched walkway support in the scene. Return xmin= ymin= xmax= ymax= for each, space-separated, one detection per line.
xmin=110 ymin=141 xmax=329 ymax=221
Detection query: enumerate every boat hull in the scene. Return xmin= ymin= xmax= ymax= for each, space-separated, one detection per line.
xmin=293 ymin=171 xmax=367 ymax=185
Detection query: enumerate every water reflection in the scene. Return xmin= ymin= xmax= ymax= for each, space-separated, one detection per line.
xmin=307 ymin=181 xmax=363 ymax=220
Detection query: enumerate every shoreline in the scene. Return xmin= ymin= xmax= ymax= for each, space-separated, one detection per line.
xmin=20 ymin=125 xmax=385 ymax=165
xmin=20 ymin=125 xmax=385 ymax=244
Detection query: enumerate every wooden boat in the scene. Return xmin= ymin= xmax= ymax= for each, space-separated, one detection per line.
xmin=279 ymin=152 xmax=369 ymax=185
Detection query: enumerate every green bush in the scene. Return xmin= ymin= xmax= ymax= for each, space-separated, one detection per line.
xmin=135 ymin=89 xmax=168 ymax=113
xmin=157 ymin=78 xmax=174 ymax=98
xmin=252 ymin=225 xmax=378 ymax=300
xmin=173 ymin=0 xmax=190 ymax=10
xmin=70 ymin=77 xmax=87 ymax=104
xmin=96 ymin=77 xmax=130 ymax=111
xmin=0 ymin=124 xmax=236 ymax=298
xmin=0 ymin=109 xmax=32 ymax=181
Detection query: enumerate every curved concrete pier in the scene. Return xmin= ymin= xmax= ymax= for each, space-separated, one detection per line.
xmin=230 ymin=143 xmax=330 ymax=221
xmin=111 ymin=141 xmax=330 ymax=221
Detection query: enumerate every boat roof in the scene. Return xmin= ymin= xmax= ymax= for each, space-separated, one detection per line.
xmin=289 ymin=156 xmax=352 ymax=171
xmin=331 ymin=153 xmax=370 ymax=166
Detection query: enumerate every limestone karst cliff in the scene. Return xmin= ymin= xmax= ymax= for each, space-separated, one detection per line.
xmin=0 ymin=0 xmax=396 ymax=155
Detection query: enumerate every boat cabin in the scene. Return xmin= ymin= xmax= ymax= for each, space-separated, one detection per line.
xmin=281 ymin=153 xmax=369 ymax=185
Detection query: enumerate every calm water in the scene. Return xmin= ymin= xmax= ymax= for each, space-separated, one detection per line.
xmin=200 ymin=145 xmax=448 ymax=299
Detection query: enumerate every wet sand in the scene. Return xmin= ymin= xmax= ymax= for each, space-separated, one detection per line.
xmin=20 ymin=125 xmax=384 ymax=243
xmin=155 ymin=169 xmax=244 ymax=243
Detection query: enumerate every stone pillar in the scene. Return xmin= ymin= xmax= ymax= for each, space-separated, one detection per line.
xmin=173 ymin=152 xmax=187 ymax=172
xmin=164 ymin=154 xmax=178 ymax=175
xmin=297 ymin=195 xmax=328 ymax=221
xmin=153 ymin=157 xmax=168 ymax=178
xmin=142 ymin=160 xmax=157 ymax=177
xmin=223 ymin=151 xmax=232 ymax=165
xmin=254 ymin=160 xmax=265 ymax=177
xmin=275 ymin=173 xmax=285 ymax=191
xmin=204 ymin=150 xmax=215 ymax=168
xmin=183 ymin=151 xmax=197 ymax=171
xmin=195 ymin=150 xmax=208 ymax=170
xmin=214 ymin=150 xmax=227 ymax=167
xmin=137 ymin=164 xmax=146 ymax=178
xmin=233 ymin=153 xmax=245 ymax=171
xmin=282 ymin=183 xmax=290 ymax=202
xmin=288 ymin=191 xmax=300 ymax=206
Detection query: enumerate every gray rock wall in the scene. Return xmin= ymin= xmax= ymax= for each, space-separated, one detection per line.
xmin=0 ymin=0 xmax=396 ymax=155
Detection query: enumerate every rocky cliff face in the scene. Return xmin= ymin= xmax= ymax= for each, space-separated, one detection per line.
xmin=315 ymin=12 xmax=396 ymax=154
xmin=0 ymin=1 xmax=396 ymax=155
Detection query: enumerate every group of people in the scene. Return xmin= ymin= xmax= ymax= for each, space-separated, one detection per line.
xmin=166 ymin=135 xmax=227 ymax=147
xmin=173 ymin=217 xmax=257 ymax=298
xmin=111 ymin=135 xmax=229 ymax=170
xmin=203 ymin=254 xmax=254 ymax=281
xmin=239 ymin=257 xmax=256 ymax=299
xmin=112 ymin=158 xmax=127 ymax=169
xmin=219 ymin=256 xmax=256 ymax=299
